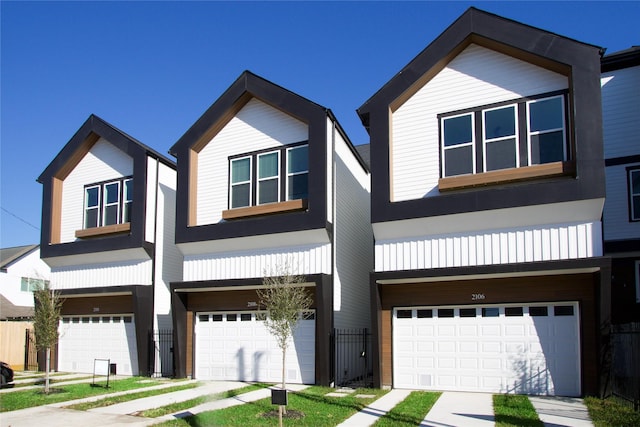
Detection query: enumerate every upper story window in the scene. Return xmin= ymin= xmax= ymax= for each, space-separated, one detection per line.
xmin=629 ymin=167 xmax=640 ymax=222
xmin=84 ymin=177 xmax=133 ymax=229
xmin=229 ymin=143 xmax=308 ymax=209
xmin=21 ymin=277 xmax=48 ymax=292
xmin=440 ymin=92 xmax=567 ymax=178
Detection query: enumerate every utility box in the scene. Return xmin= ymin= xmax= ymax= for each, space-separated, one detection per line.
xmin=271 ymin=389 xmax=288 ymax=406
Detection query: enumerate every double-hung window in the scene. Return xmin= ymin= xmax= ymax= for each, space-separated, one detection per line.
xmin=228 ymin=143 xmax=308 ymax=209
xmin=83 ymin=177 xmax=133 ymax=229
xmin=629 ymin=167 xmax=640 ymax=221
xmin=440 ymin=91 xmax=568 ymax=179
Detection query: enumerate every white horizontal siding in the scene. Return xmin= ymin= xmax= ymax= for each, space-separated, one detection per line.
xmin=145 ymin=156 xmax=158 ymax=243
xmin=50 ymin=259 xmax=152 ymax=289
xmin=391 ymin=44 xmax=568 ymax=202
xmin=603 ymin=163 xmax=640 ymax=242
xmin=196 ymin=98 xmax=308 ymax=226
xmin=601 ymin=66 xmax=640 ymax=159
xmin=60 ymin=138 xmax=134 ymax=243
xmin=183 ymin=243 xmax=331 ymax=281
xmin=375 ymin=221 xmax=601 ymax=272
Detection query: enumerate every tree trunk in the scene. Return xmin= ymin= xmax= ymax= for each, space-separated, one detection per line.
xmin=45 ymin=347 xmax=51 ymax=394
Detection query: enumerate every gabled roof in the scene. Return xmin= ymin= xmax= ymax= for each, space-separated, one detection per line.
xmin=37 ymin=114 xmax=174 ymax=184
xmin=0 ymin=294 xmax=34 ymax=320
xmin=357 ymin=7 xmax=603 ymax=131
xmin=170 ymin=70 xmax=329 ymax=156
xmin=602 ymin=46 xmax=640 ymax=72
xmin=0 ymin=244 xmax=38 ymax=272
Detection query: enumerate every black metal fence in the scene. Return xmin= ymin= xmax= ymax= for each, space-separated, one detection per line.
xmin=149 ymin=329 xmax=174 ymax=377
xmin=24 ymin=329 xmax=38 ymax=371
xmin=333 ymin=328 xmax=372 ymax=388
xmin=610 ymin=322 xmax=640 ymax=410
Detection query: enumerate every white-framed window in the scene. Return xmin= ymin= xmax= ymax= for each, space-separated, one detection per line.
xmin=441 ymin=113 xmax=475 ymax=177
xmin=483 ymin=104 xmax=518 ymax=172
xmin=629 ymin=167 xmax=640 ymax=222
xmin=228 ymin=143 xmax=308 ymax=209
xmin=21 ymin=277 xmax=48 ymax=292
xmin=439 ymin=91 xmax=568 ymax=178
xmin=83 ymin=177 xmax=133 ymax=228
xmin=230 ymin=156 xmax=252 ymax=208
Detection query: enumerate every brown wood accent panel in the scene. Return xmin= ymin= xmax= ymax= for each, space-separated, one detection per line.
xmin=61 ymin=295 xmax=133 ymax=316
xmin=378 ymin=272 xmax=601 ymax=395
xmin=50 ymin=178 xmax=63 ymax=244
xmin=187 ymin=288 xmax=316 ymax=312
xmin=221 ymin=199 xmax=308 ymax=220
xmin=380 ymin=309 xmax=393 ymax=387
xmin=188 ymin=149 xmax=198 ymax=227
xmin=438 ymin=161 xmax=576 ymax=192
xmin=75 ymin=222 xmax=131 ymax=239
xmin=186 ymin=311 xmax=193 ymax=378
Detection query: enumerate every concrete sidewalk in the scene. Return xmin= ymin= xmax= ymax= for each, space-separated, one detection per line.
xmin=529 ymin=396 xmax=594 ymax=427
xmin=421 ymin=391 xmax=495 ymax=427
xmin=336 ymin=389 xmax=412 ymax=426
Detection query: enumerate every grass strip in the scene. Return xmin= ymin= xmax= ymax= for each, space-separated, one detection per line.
xmin=493 ymin=394 xmax=543 ymax=427
xmin=11 ymin=376 xmax=95 ymax=388
xmin=373 ymin=391 xmax=441 ymax=427
xmin=65 ymin=382 xmax=199 ymax=410
xmin=139 ymin=383 xmax=270 ymax=418
xmin=0 ymin=377 xmax=179 ymax=412
xmin=584 ymin=396 xmax=640 ymax=427
xmin=154 ymin=386 xmax=388 ymax=427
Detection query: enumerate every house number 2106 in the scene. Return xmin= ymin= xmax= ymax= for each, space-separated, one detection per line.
xmin=472 ymin=293 xmax=485 ymax=301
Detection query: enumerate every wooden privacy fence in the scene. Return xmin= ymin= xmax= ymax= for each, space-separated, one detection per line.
xmin=0 ymin=321 xmax=34 ymax=371
xmin=610 ymin=322 xmax=640 ymax=411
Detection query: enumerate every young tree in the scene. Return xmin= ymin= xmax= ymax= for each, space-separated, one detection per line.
xmin=256 ymin=263 xmax=313 ymax=426
xmin=33 ymin=285 xmax=63 ymax=394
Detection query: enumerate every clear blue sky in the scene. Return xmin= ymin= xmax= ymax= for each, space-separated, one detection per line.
xmin=1 ymin=1 xmax=638 ymax=249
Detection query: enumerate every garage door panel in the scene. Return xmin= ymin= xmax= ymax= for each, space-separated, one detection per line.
xmin=393 ymin=303 xmax=580 ymax=396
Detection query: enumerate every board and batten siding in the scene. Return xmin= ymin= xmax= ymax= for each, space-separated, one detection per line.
xmin=391 ymin=44 xmax=568 ymax=202
xmin=604 ymin=163 xmax=640 ymax=242
xmin=196 ymin=98 xmax=308 ymax=226
xmin=375 ymin=221 xmax=601 ymax=272
xmin=183 ymin=242 xmax=331 ymax=282
xmin=51 ymin=258 xmax=152 ymax=289
xmin=59 ymin=138 xmax=133 ymax=243
xmin=601 ymin=66 xmax=640 ymax=159
xmin=332 ymin=131 xmax=372 ymax=329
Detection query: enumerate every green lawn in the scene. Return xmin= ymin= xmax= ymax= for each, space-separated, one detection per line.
xmin=584 ymin=397 xmax=640 ymax=427
xmin=493 ymin=394 xmax=543 ymax=427
xmin=0 ymin=377 xmax=183 ymax=412
xmin=373 ymin=391 xmax=441 ymax=427
xmin=154 ymin=386 xmax=388 ymax=427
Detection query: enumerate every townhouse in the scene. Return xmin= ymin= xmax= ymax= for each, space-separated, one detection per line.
xmin=37 ymin=115 xmax=181 ymax=376
xmin=357 ymin=8 xmax=610 ymax=397
xmin=169 ymin=71 xmax=371 ymax=386
xmin=601 ymin=46 xmax=640 ymax=324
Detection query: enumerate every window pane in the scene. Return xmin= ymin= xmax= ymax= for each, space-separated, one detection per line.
xmin=123 ymin=201 xmax=132 ymax=223
xmin=417 ymin=309 xmax=433 ymax=318
xmin=505 ymin=307 xmax=523 ymax=317
xmin=20 ymin=278 xmax=28 ymax=292
xmin=529 ymin=306 xmax=548 ymax=317
xmin=633 ymin=195 xmax=640 ymax=221
xmin=554 ymin=305 xmax=574 ymax=316
xmin=396 ymin=310 xmax=412 ymax=319
xmin=530 ymin=97 xmax=563 ymax=132
xmin=460 ymin=308 xmax=476 ymax=317
xmin=485 ymin=138 xmax=517 ymax=171
xmin=85 ymin=208 xmax=99 ymax=229
xmin=85 ymin=187 xmax=99 ymax=208
xmin=104 ymin=182 xmax=120 ymax=205
xmin=438 ymin=308 xmax=454 ymax=318
xmin=258 ymin=179 xmax=278 ymax=204
xmin=231 ymin=183 xmax=250 ymax=208
xmin=258 ymin=152 xmax=279 ymax=179
xmin=231 ymin=158 xmax=251 ymax=183
xmin=288 ymin=145 xmax=308 ymax=173
xmin=288 ymin=173 xmax=308 ymax=200
xmin=444 ymin=145 xmax=473 ymax=176
xmin=631 ymin=170 xmax=640 ymax=194
xmin=485 ymin=106 xmax=515 ymax=139
xmin=531 ymin=131 xmax=564 ymax=164
xmin=104 ymin=205 xmax=118 ymax=226
xmin=482 ymin=307 xmax=499 ymax=317
xmin=124 ymin=179 xmax=133 ymax=201
xmin=443 ymin=115 xmax=472 ymax=147
xmin=227 ymin=314 xmax=237 ymax=322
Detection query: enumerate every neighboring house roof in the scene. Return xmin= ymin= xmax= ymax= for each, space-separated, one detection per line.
xmin=0 ymin=294 xmax=34 ymax=320
xmin=355 ymin=144 xmax=370 ymax=170
xmin=0 ymin=244 xmax=38 ymax=272
xmin=602 ymin=46 xmax=640 ymax=72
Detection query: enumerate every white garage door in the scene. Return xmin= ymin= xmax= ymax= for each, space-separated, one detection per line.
xmin=58 ymin=315 xmax=139 ymax=375
xmin=195 ymin=311 xmax=315 ymax=384
xmin=393 ymin=303 xmax=580 ymax=396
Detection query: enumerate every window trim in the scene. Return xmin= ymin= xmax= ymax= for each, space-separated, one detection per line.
xmin=526 ymin=95 xmax=567 ymax=166
xmin=627 ymin=166 xmax=640 ymax=222
xmin=440 ymin=112 xmax=476 ymax=177
xmin=482 ymin=103 xmax=519 ymax=172
xmin=286 ymin=144 xmax=310 ymax=202
xmin=229 ymin=155 xmax=253 ymax=209
xmin=438 ymin=90 xmax=570 ymax=183
xmin=257 ymin=150 xmax=280 ymax=205
xmin=224 ymin=142 xmax=309 ymax=217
